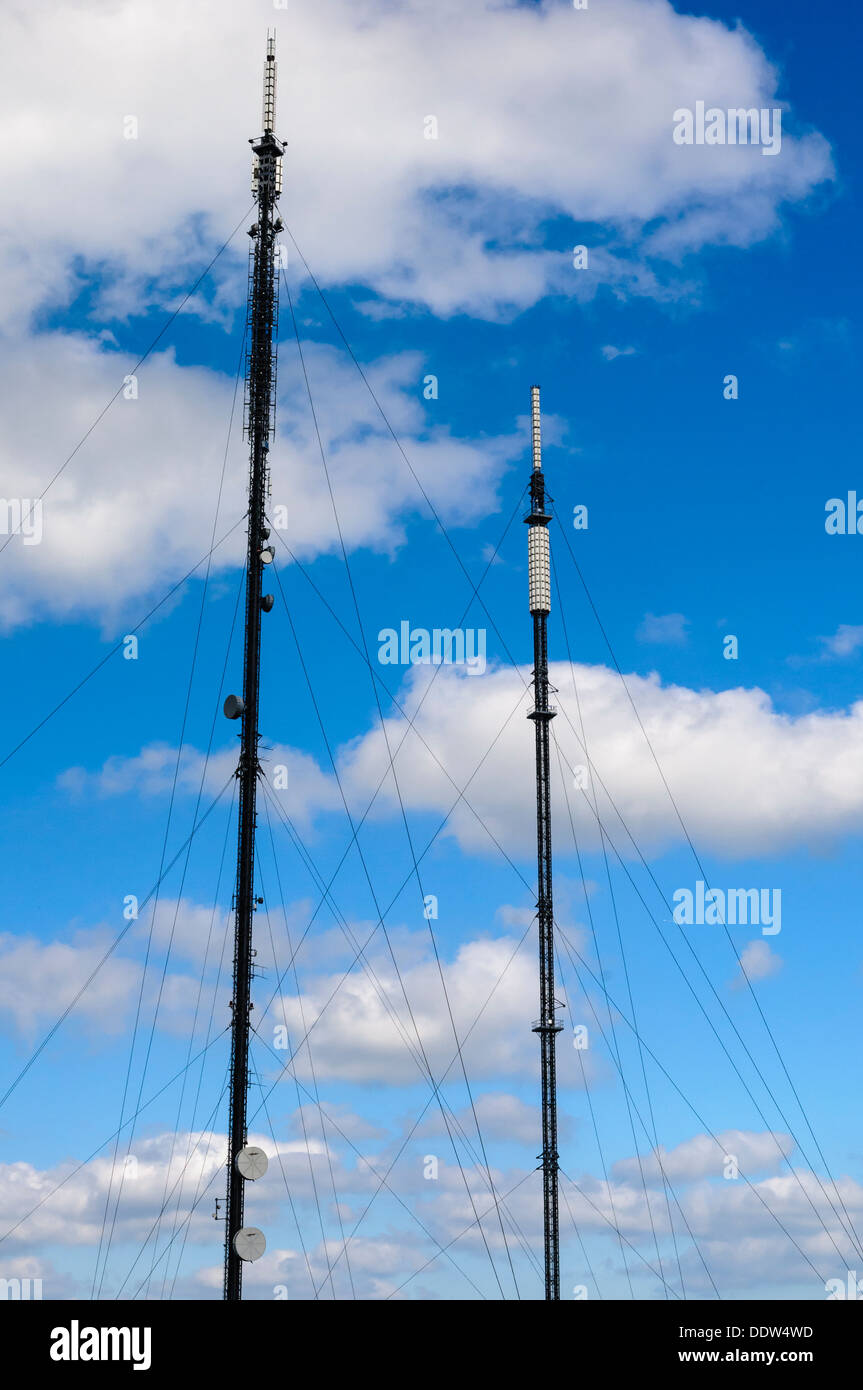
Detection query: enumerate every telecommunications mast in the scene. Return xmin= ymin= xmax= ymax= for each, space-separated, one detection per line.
xmin=223 ymin=34 xmax=285 ymax=1302
xmin=525 ymin=386 xmax=562 ymax=1301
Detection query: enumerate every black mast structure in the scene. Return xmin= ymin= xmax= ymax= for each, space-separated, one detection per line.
xmin=525 ymin=385 xmax=562 ymax=1301
xmin=223 ymin=35 xmax=285 ymax=1302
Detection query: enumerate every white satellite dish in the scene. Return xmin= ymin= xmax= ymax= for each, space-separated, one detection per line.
xmin=233 ymin=1227 xmax=266 ymax=1262
xmin=223 ymin=694 xmax=245 ymax=720
xmin=236 ymin=1145 xmax=269 ymax=1181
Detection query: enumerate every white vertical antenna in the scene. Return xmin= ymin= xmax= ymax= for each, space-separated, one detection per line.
xmin=528 ymin=386 xmax=551 ymax=614
xmin=528 ymin=524 xmax=551 ymax=615
xmin=531 ymin=383 xmax=542 ymax=471
xmin=263 ymin=33 xmax=277 ymax=133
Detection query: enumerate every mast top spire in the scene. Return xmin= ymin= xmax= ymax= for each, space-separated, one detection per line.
xmin=250 ymin=32 xmax=284 ymax=200
xmin=530 ymin=384 xmax=542 ymax=471
xmin=262 ymin=32 xmax=277 ymax=135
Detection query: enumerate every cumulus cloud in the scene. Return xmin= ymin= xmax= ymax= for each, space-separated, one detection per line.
xmin=818 ymin=624 xmax=863 ymax=660
xmin=333 ymin=661 xmax=863 ymax=860
xmin=0 ymin=0 xmax=833 ymax=328
xmin=733 ymin=939 xmax=783 ymax=988
xmin=610 ymin=1128 xmax=795 ymax=1185
xmin=0 ymin=901 xmax=239 ymax=1044
xmin=419 ymin=1091 xmax=544 ymax=1147
xmin=269 ymin=930 xmax=598 ymax=1087
xmin=0 ymin=1125 xmax=346 ymax=1261
xmin=59 ymin=738 xmax=341 ymax=834
xmin=136 ymin=898 xmax=231 ymax=971
xmin=0 ymin=0 xmax=836 ymax=627
xmin=556 ymin=1164 xmax=863 ymax=1295
xmin=63 ymin=661 xmax=863 ymax=864
xmin=387 ymin=1139 xmax=863 ymax=1296
xmin=0 ymin=339 xmax=516 ymax=629
xmin=0 ymin=1128 xmax=228 ymax=1256
xmin=3 ymin=1107 xmax=860 ymax=1298
xmin=0 ymin=906 xmax=592 ymax=1103
xmin=0 ymin=929 xmax=140 ymax=1038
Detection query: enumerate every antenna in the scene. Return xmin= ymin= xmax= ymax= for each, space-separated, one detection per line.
xmin=525 ymin=384 xmax=562 ymax=1300
xmin=262 ymin=33 xmax=277 ymax=133
xmin=222 ymin=36 xmax=285 ymax=1303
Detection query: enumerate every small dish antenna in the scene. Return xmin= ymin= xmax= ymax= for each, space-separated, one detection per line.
xmin=224 ymin=694 xmax=245 ymax=720
xmin=236 ymin=1145 xmax=269 ymax=1181
xmin=233 ymin=1227 xmax=266 ymax=1262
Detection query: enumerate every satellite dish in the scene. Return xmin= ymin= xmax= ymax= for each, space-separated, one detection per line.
xmin=224 ymin=694 xmax=245 ymax=720
xmin=261 ymin=594 xmax=274 ymax=613
xmin=233 ymin=1227 xmax=266 ymax=1262
xmin=236 ymin=1145 xmax=269 ymax=1181
xmin=260 ymin=546 xmax=275 ymax=565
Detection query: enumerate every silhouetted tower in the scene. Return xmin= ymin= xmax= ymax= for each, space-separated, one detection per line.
xmin=223 ymin=34 xmax=284 ymax=1302
xmin=525 ymin=385 xmax=562 ymax=1300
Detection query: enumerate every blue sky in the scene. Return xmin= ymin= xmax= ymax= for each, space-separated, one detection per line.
xmin=1 ymin=0 xmax=862 ymax=1301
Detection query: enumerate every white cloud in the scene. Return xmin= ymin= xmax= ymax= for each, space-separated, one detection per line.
xmin=0 ymin=930 xmax=140 ymax=1038
xmin=420 ymin=1091 xmax=542 ymax=1146
xmin=59 ymin=739 xmax=341 ymax=834
xmin=0 ymin=338 xmax=516 ymax=629
xmin=0 ymin=0 xmax=836 ymax=628
xmin=734 ymin=939 xmax=783 ymax=987
xmin=135 ymin=898 xmax=230 ymax=971
xmin=600 ymin=345 xmax=638 ymax=361
xmin=819 ymin=624 xmax=863 ymax=659
xmin=400 ymin=1145 xmax=863 ymax=1296
xmin=63 ymin=656 xmax=863 ymax=868
xmin=4 ymin=1108 xmax=860 ymax=1299
xmin=496 ymin=904 xmax=535 ymax=930
xmin=285 ymin=1104 xmax=387 ymax=1145
xmin=0 ymin=1128 xmax=227 ymax=1254
xmin=269 ymin=930 xmax=598 ymax=1087
xmin=0 ymin=901 xmax=238 ymax=1043
xmin=334 ymin=661 xmax=863 ymax=860
xmin=637 ymin=611 xmax=690 ymax=645
xmin=611 ymin=1128 xmax=794 ymax=1185
xmin=0 ymin=0 xmax=833 ymax=329
xmin=57 ymin=660 xmax=863 ymax=865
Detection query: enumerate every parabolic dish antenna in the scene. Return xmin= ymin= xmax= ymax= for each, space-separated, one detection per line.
xmin=233 ymin=1227 xmax=266 ymax=1262
xmin=236 ymin=1145 xmax=269 ymax=1181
